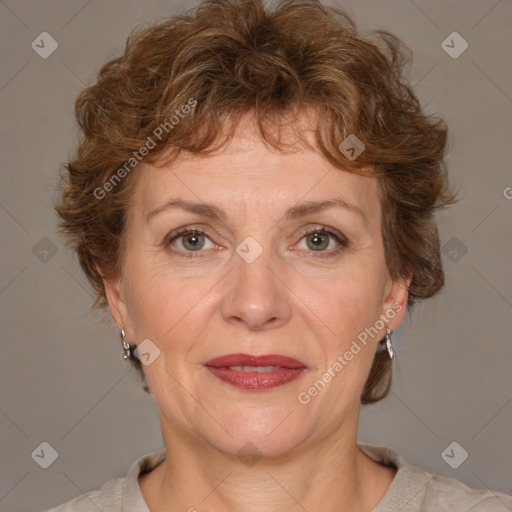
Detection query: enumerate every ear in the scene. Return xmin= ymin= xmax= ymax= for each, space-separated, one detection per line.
xmin=380 ymin=271 xmax=412 ymax=330
xmin=97 ymin=263 xmax=132 ymax=335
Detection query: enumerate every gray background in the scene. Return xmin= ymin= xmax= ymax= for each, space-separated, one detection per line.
xmin=0 ymin=0 xmax=511 ymax=510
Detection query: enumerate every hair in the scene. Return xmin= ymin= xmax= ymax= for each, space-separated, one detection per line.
xmin=55 ymin=0 xmax=458 ymax=403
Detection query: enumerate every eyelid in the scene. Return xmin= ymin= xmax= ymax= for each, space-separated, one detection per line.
xmin=165 ymin=225 xmax=219 ymax=248
xmin=295 ymin=225 xmax=348 ymax=244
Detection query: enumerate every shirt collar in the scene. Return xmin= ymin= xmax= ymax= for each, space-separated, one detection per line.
xmin=358 ymin=443 xmax=433 ymax=511
xmin=122 ymin=448 xmax=166 ymax=511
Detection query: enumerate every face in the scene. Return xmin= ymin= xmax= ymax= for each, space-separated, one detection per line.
xmin=104 ymin=114 xmax=409 ymax=458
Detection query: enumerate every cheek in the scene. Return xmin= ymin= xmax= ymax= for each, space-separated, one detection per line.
xmin=293 ymin=259 xmax=386 ymax=342
xmin=123 ymin=261 xmax=217 ymax=347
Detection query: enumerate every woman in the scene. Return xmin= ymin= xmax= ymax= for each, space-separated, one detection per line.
xmin=47 ymin=0 xmax=512 ymax=510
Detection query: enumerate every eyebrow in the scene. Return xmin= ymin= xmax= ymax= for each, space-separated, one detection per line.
xmin=146 ymin=197 xmax=367 ymax=225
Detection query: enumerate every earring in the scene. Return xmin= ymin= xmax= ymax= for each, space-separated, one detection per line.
xmin=385 ymin=327 xmax=395 ymax=359
xmin=121 ymin=328 xmax=132 ymax=360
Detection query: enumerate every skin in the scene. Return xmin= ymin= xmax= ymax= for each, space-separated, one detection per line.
xmin=103 ymin=112 xmax=411 ymax=512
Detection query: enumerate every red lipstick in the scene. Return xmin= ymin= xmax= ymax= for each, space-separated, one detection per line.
xmin=204 ymin=353 xmax=307 ymax=391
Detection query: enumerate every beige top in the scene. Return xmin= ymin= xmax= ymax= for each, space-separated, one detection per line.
xmin=43 ymin=443 xmax=512 ymax=511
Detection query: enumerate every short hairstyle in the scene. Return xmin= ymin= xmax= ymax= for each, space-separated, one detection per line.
xmin=55 ymin=0 xmax=458 ymax=403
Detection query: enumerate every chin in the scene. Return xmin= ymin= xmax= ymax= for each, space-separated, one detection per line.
xmin=201 ymin=406 xmax=311 ymax=460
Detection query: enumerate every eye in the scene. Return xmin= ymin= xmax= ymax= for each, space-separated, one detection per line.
xmin=296 ymin=226 xmax=347 ymax=256
xmin=166 ymin=225 xmax=348 ymax=259
xmin=167 ymin=228 xmax=215 ymax=256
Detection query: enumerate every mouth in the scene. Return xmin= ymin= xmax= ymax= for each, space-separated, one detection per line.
xmin=204 ymin=353 xmax=308 ymax=391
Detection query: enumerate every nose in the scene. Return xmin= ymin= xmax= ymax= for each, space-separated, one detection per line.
xmin=220 ymin=242 xmax=292 ymax=331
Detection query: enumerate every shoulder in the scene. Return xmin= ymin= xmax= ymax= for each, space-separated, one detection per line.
xmin=358 ymin=443 xmax=512 ymax=511
xmin=41 ymin=476 xmax=124 ymax=512
xmin=40 ymin=449 xmax=166 ymax=512
xmin=424 ymin=472 xmax=512 ymax=511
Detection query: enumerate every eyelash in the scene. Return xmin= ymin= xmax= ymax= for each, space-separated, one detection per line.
xmin=166 ymin=226 xmax=348 ymax=259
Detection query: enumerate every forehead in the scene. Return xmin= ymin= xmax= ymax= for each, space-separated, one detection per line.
xmin=131 ymin=112 xmax=380 ymax=226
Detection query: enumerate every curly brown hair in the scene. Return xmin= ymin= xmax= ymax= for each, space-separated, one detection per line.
xmin=55 ymin=0 xmax=458 ymax=403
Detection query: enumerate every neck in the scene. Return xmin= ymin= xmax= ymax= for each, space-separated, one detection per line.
xmin=139 ymin=416 xmax=395 ymax=512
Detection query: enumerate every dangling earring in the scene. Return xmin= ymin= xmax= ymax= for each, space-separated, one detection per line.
xmin=385 ymin=327 xmax=395 ymax=359
xmin=121 ymin=328 xmax=132 ymax=360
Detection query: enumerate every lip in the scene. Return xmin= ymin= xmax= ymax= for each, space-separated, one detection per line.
xmin=204 ymin=353 xmax=307 ymax=369
xmin=204 ymin=353 xmax=308 ymax=391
